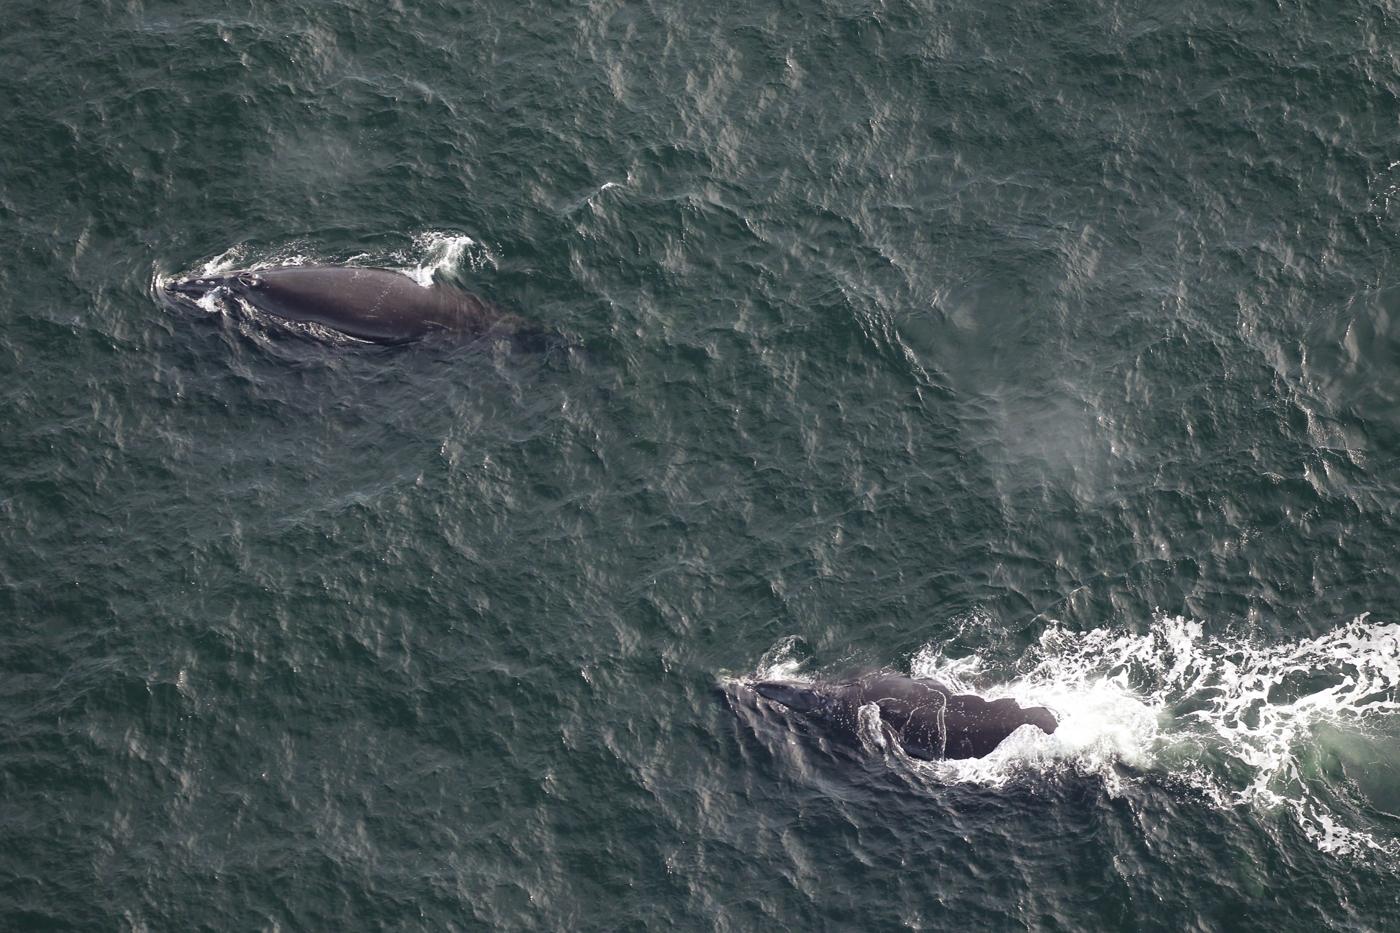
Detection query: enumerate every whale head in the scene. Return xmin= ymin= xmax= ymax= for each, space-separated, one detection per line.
xmin=164 ymin=275 xmax=223 ymax=302
xmin=164 ymin=272 xmax=263 ymax=303
xmin=753 ymin=680 xmax=830 ymax=714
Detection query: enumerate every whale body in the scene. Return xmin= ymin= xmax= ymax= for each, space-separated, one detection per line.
xmin=164 ymin=265 xmax=535 ymax=345
xmin=752 ymin=674 xmax=1057 ymax=760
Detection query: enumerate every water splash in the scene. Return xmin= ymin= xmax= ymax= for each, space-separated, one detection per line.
xmin=163 ymin=232 xmax=495 ymax=292
xmin=198 ymin=246 xmax=249 ymax=276
xmin=751 ymin=634 xmax=811 ymax=683
xmin=403 ymin=231 xmax=496 ymax=286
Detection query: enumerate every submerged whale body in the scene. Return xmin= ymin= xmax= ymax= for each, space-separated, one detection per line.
xmin=165 ymin=265 xmax=537 ymax=345
xmin=752 ymin=674 xmax=1057 ymax=760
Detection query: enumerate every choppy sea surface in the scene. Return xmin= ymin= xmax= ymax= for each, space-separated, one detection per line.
xmin=5 ymin=0 xmax=1400 ymax=929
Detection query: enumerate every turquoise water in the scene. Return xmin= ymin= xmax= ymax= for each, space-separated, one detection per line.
xmin=5 ymin=0 xmax=1400 ymax=928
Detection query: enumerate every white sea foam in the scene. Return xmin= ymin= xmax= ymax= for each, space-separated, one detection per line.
xmin=403 ymin=231 xmax=495 ymax=286
xmin=910 ymin=613 xmax=1400 ymax=857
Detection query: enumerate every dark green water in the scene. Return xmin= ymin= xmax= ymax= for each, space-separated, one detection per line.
xmin=6 ymin=0 xmax=1400 ymax=928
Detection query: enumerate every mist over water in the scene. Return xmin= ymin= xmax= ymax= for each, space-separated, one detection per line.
xmin=6 ymin=0 xmax=1400 ymax=928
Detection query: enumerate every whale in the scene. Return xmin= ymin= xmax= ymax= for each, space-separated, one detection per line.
xmin=164 ymin=265 xmax=539 ymax=345
xmin=751 ymin=674 xmax=1057 ymax=760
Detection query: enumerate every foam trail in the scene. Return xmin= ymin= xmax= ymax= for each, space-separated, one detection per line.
xmin=912 ymin=613 xmax=1400 ymax=857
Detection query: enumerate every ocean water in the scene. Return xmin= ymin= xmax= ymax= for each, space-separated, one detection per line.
xmin=5 ymin=0 xmax=1400 ymax=928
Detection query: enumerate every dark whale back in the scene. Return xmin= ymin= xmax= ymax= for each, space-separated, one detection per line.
xmin=165 ymin=264 xmax=539 ymax=345
xmin=227 ymin=266 xmax=511 ymax=343
xmin=753 ymin=674 xmax=1057 ymax=761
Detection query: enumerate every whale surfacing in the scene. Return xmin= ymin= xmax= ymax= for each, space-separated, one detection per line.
xmin=164 ymin=265 xmax=536 ymax=345
xmin=752 ymin=674 xmax=1057 ymax=760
